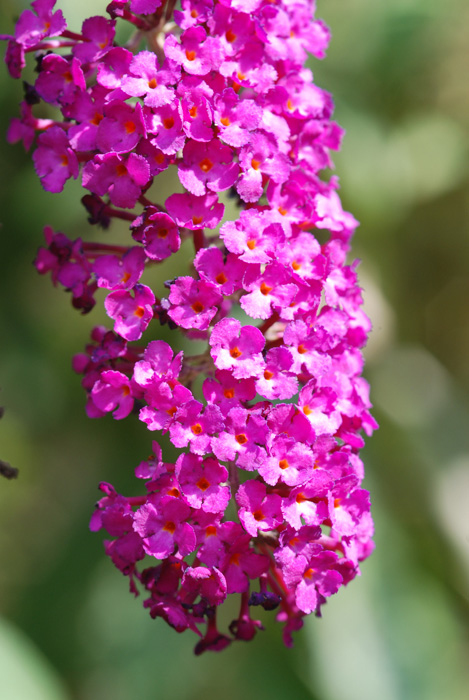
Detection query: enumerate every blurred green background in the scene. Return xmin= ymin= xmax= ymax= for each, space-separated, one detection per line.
xmin=1 ymin=0 xmax=469 ymax=698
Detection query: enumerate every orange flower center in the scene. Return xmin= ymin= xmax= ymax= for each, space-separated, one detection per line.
xmin=230 ymin=346 xmax=242 ymax=358
xmin=197 ymin=477 xmax=210 ymax=491
xmin=191 ymin=301 xmax=204 ymax=314
xmin=199 ymin=158 xmax=214 ymax=172
xmin=91 ymin=112 xmax=103 ymax=126
xmin=235 ymin=433 xmax=248 ymax=445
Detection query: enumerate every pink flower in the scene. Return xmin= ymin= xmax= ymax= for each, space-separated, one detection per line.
xmin=145 ymin=101 xmax=185 ymax=154
xmin=211 ymin=407 xmax=268 ymax=469
xmin=93 ymin=247 xmax=146 ymax=290
xmin=203 ymin=370 xmax=256 ymax=415
xmin=240 ymin=263 xmax=298 ymax=321
xmin=133 ymin=496 xmax=196 ymax=559
xmin=181 ymin=566 xmax=227 ymax=607
xmin=283 ymin=550 xmax=344 ymax=615
xmin=236 ymin=480 xmax=283 ymax=537
xmin=72 ymin=16 xmax=115 ymax=64
xmin=97 ymin=47 xmax=133 ymax=89
xmin=220 ymin=208 xmax=286 ymax=264
xmin=15 ymin=0 xmax=66 ymax=49
xmin=174 ymin=0 xmax=213 ymax=30
xmin=237 ymin=132 xmax=290 ymax=202
xmin=138 ymin=383 xmax=192 ymax=432
xmin=122 ymin=51 xmax=179 ymax=108
xmin=34 ymin=54 xmax=85 ymax=106
xmin=169 ymin=399 xmax=224 ymax=454
xmin=178 ymin=139 xmax=239 ymax=196
xmin=259 ymin=436 xmax=316 ymax=487
xmin=164 ymin=26 xmax=224 ymax=76
xmin=97 ymin=101 xmax=146 ymax=154
xmin=33 ymin=126 xmax=79 ymax=193
xmin=194 ymin=248 xmax=246 ymax=295
xmin=165 ymin=192 xmax=225 ymax=230
xmin=176 ymin=453 xmax=230 ymax=513
xmin=82 ymin=153 xmax=150 ymax=209
xmin=131 ymin=209 xmax=180 ymax=261
xmin=254 ymin=347 xmax=298 ymax=400
xmin=105 ymin=283 xmax=155 ymax=340
xmin=220 ymin=533 xmax=268 ymax=595
xmin=179 ymin=88 xmax=213 ymax=142
xmin=210 ymin=318 xmax=265 ymax=379
xmin=213 ymin=88 xmax=262 ymax=147
xmin=91 ymin=370 xmax=134 ymax=420
xmin=165 ymin=276 xmax=222 ymax=331
xmin=133 ymin=339 xmax=183 ymax=387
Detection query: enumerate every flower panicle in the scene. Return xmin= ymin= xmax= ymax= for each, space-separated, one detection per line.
xmin=3 ymin=0 xmax=377 ymax=653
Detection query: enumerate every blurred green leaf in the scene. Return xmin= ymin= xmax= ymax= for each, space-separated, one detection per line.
xmin=0 ymin=617 xmax=70 ymax=700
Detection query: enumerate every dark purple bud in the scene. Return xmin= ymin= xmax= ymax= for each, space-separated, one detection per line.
xmin=249 ymin=591 xmax=281 ymax=611
xmin=81 ymin=194 xmax=111 ymax=229
xmin=22 ymin=81 xmax=40 ymax=105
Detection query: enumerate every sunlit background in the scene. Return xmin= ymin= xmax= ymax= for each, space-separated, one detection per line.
xmin=1 ymin=1 xmax=469 ymax=698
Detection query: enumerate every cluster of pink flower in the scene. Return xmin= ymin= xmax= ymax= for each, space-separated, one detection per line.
xmin=3 ymin=0 xmax=377 ymax=653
